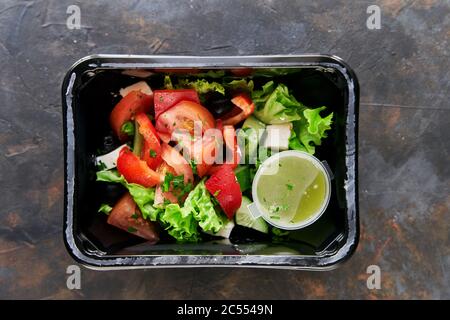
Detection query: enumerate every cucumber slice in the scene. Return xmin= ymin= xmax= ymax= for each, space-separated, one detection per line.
xmin=235 ymin=196 xmax=268 ymax=234
xmin=234 ymin=165 xmax=251 ymax=192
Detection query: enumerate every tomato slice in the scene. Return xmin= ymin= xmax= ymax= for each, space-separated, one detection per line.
xmin=172 ymin=129 xmax=220 ymax=178
xmin=205 ymin=165 xmax=242 ymax=219
xmin=107 ymin=193 xmax=159 ymax=243
xmin=220 ymin=93 xmax=255 ymax=126
xmin=135 ymin=113 xmax=162 ymax=170
xmin=110 ymin=91 xmax=153 ymax=141
xmin=154 ymin=162 xmax=179 ymax=205
xmin=155 ymin=100 xmax=215 ymax=139
xmin=154 ymin=89 xmax=200 ymax=119
xmin=160 ymin=143 xmax=193 ymax=184
xmin=207 ymin=125 xmax=241 ymax=175
xmin=117 ymin=147 xmax=162 ymax=187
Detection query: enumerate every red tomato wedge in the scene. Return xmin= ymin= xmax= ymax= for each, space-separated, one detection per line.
xmin=154 ymin=89 xmax=200 ymax=119
xmin=107 ymin=193 xmax=159 ymax=243
xmin=154 ymin=162 xmax=179 ymax=205
xmin=135 ymin=113 xmax=162 ymax=170
xmin=117 ymin=147 xmax=162 ymax=187
xmin=110 ymin=91 xmax=153 ymax=141
xmin=205 ymin=165 xmax=242 ymax=219
xmin=155 ymin=100 xmax=215 ymax=139
xmin=160 ymin=143 xmax=193 ymax=184
xmin=172 ymin=129 xmax=220 ymax=178
xmin=221 ymin=93 xmax=255 ymax=126
xmin=208 ymin=125 xmax=241 ymax=175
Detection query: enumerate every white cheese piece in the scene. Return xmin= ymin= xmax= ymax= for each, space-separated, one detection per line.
xmin=95 ymin=144 xmax=127 ymax=170
xmin=205 ymin=219 xmax=235 ymax=239
xmin=262 ymin=123 xmax=293 ymax=151
xmin=121 ymin=69 xmax=153 ymax=78
xmin=119 ymin=81 xmax=153 ymax=97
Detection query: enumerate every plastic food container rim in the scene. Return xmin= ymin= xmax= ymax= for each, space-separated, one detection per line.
xmin=62 ymin=54 xmax=359 ymax=270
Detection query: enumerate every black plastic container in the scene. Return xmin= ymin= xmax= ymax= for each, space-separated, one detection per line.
xmin=62 ymin=55 xmax=359 ymax=270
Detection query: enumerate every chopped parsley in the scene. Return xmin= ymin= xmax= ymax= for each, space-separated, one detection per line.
xmin=162 ymin=173 xmax=174 ymax=192
xmin=190 ymin=160 xmax=197 ymax=175
xmin=269 ymin=204 xmax=289 ymax=214
xmin=162 ymin=173 xmax=193 ymax=198
xmin=149 ymin=149 xmax=157 ymax=158
xmin=96 ymin=160 xmax=107 ymax=171
xmin=130 ymin=213 xmax=139 ymax=220
xmin=286 ymin=183 xmax=294 ymax=191
xmin=120 ymin=121 xmax=135 ymax=136
xmin=213 ymin=190 xmax=221 ymax=197
xmin=127 ymin=226 xmax=138 ymax=233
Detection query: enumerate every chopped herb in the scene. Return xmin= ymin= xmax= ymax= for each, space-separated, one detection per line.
xmin=172 ymin=175 xmax=185 ymax=189
xmin=120 ymin=121 xmax=135 ymax=136
xmin=269 ymin=204 xmax=289 ymax=214
xmin=279 ymin=163 xmax=282 ymax=167
xmin=182 ymin=182 xmax=193 ymax=195
xmin=270 ymin=216 xmax=281 ymax=220
xmin=127 ymin=226 xmax=138 ymax=233
xmin=162 ymin=173 xmax=174 ymax=192
xmin=149 ymin=149 xmax=157 ymax=158
xmin=98 ymin=203 xmax=113 ymax=215
xmin=263 ymin=197 xmax=267 ymax=203
xmin=130 ymin=213 xmax=139 ymax=220
xmin=213 ymin=190 xmax=221 ymax=197
xmin=190 ymin=160 xmax=197 ymax=175
xmin=286 ymin=183 xmax=294 ymax=190
xmin=96 ymin=160 xmax=107 ymax=171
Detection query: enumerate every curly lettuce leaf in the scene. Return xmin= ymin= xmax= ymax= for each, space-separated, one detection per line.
xmin=183 ymin=180 xmax=224 ymax=233
xmin=288 ymin=107 xmax=333 ymax=155
xmin=160 ymin=204 xmax=200 ymax=242
xmin=252 ymin=81 xmax=303 ymax=124
xmin=177 ymin=79 xmax=225 ymax=95
xmin=96 ymin=170 xmax=161 ymax=221
xmin=224 ymin=79 xmax=254 ymax=92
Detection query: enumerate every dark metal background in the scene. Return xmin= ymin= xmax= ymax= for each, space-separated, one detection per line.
xmin=0 ymin=0 xmax=448 ymax=299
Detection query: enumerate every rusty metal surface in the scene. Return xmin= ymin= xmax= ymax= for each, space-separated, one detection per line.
xmin=0 ymin=0 xmax=448 ymax=299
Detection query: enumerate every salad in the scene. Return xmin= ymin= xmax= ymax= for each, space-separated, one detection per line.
xmin=96 ymin=70 xmax=333 ymax=244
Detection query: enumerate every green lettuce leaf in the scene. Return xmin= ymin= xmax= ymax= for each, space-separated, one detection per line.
xmin=183 ymin=180 xmax=224 ymax=233
xmin=96 ymin=171 xmax=227 ymax=242
xmin=252 ymin=81 xmax=303 ymax=124
xmin=177 ymin=79 xmax=225 ymax=95
xmin=96 ymin=170 xmax=161 ymax=221
xmin=224 ymin=79 xmax=254 ymax=92
xmin=288 ymin=107 xmax=333 ymax=155
xmin=160 ymin=204 xmax=200 ymax=242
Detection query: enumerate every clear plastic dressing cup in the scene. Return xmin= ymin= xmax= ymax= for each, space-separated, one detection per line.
xmin=247 ymin=150 xmax=332 ymax=230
